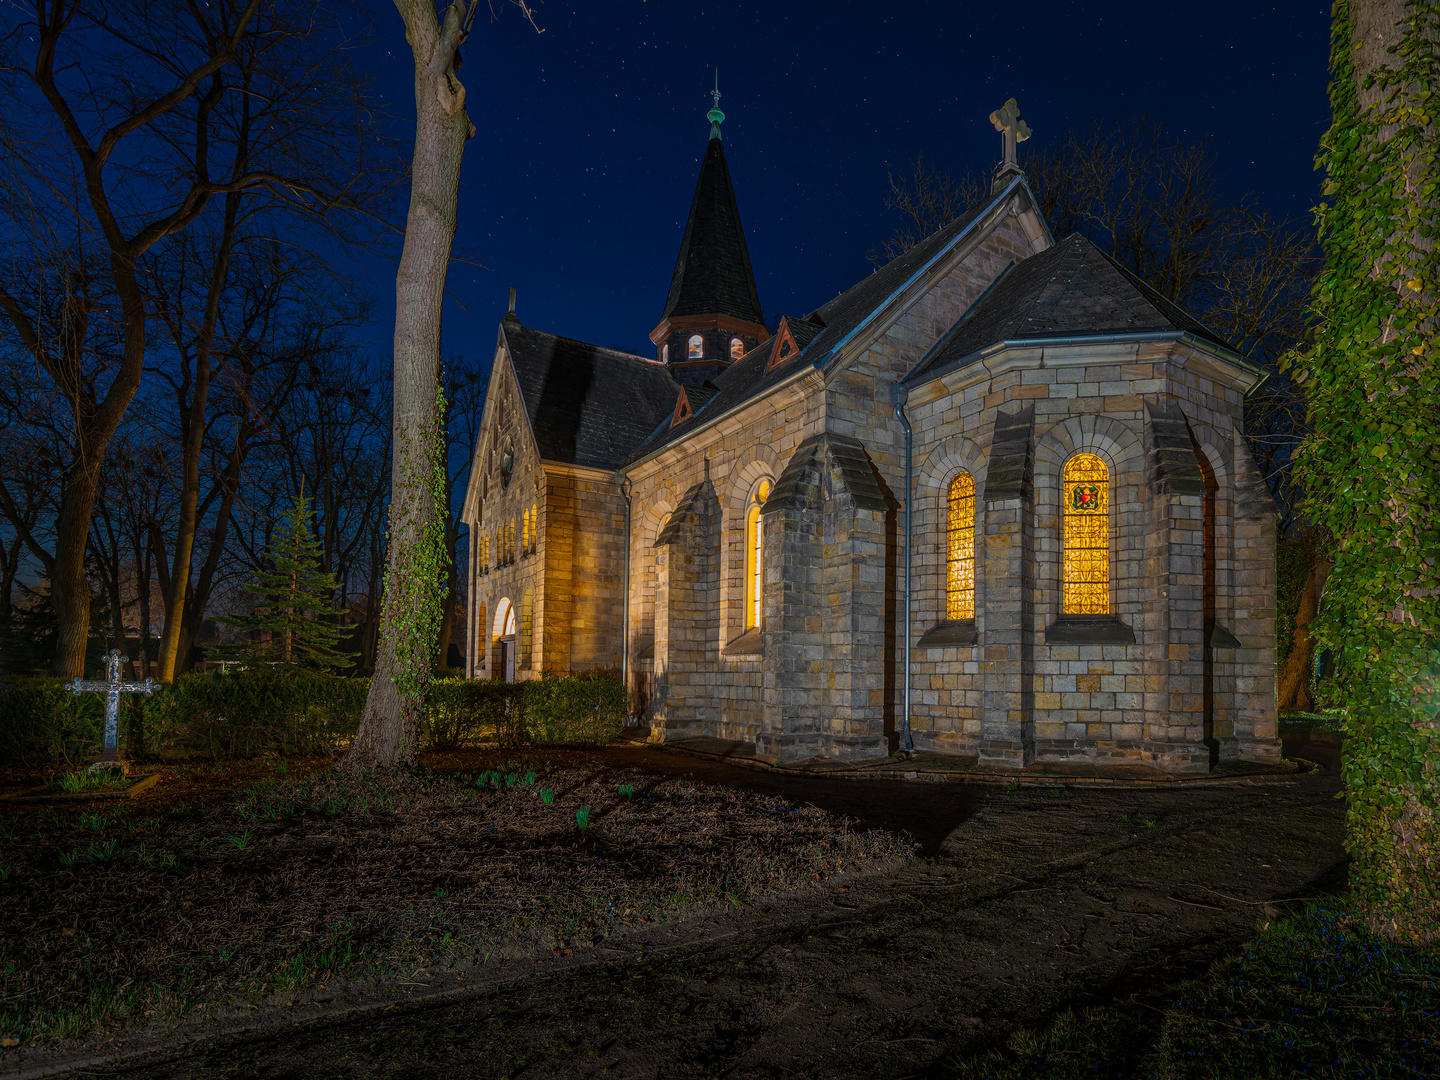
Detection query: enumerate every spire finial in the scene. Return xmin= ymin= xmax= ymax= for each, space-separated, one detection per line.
xmin=707 ymin=69 xmax=724 ymax=139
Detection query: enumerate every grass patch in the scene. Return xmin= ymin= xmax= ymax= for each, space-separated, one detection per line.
xmin=947 ymin=903 xmax=1439 ymax=1079
xmin=43 ymin=770 xmax=131 ymax=794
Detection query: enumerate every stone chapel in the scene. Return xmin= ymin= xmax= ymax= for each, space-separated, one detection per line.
xmin=461 ymin=96 xmax=1280 ymax=773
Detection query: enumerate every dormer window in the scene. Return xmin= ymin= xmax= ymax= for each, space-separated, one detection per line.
xmin=730 ymin=337 xmax=745 ymax=361
xmin=688 ymin=334 xmax=704 ymax=359
xmin=661 ymin=342 xmax=669 ymax=362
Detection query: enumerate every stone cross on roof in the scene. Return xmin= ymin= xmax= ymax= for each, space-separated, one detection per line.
xmin=989 ymin=97 xmax=1031 ymax=172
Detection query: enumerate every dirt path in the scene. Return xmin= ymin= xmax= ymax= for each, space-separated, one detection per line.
xmin=8 ymin=755 xmax=1346 ymax=1080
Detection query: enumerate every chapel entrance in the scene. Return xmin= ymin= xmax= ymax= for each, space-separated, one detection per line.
xmin=494 ymin=599 xmax=517 ymax=682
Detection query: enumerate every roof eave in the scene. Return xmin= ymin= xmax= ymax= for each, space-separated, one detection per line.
xmin=904 ymin=329 xmax=1270 ymax=393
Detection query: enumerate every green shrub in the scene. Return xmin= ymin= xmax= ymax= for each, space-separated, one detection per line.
xmin=423 ymin=672 xmax=623 ymax=748
xmin=0 ymin=677 xmax=104 ymax=766
xmin=144 ymin=670 xmax=368 ymax=758
xmin=521 ymin=672 xmax=625 ymax=747
xmin=1 ymin=668 xmax=625 ymax=764
xmin=423 ymin=678 xmax=525 ymax=749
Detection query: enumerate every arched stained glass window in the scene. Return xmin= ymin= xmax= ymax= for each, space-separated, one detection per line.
xmin=530 ymin=503 xmax=538 ymax=551
xmin=730 ymin=337 xmax=745 ymax=361
xmin=687 ymin=334 xmax=704 ymax=359
xmin=744 ymin=480 xmax=771 ymax=630
xmin=946 ymin=472 xmax=976 ymax=620
xmin=661 ymin=343 xmax=669 ymax=363
xmin=1062 ymin=453 xmax=1109 ymax=615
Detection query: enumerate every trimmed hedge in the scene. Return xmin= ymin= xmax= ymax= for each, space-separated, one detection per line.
xmin=0 ymin=677 xmax=104 ymax=766
xmin=425 ymin=671 xmax=625 ymax=749
xmin=0 ymin=669 xmax=627 ymax=764
xmin=144 ymin=671 xmax=369 ymax=759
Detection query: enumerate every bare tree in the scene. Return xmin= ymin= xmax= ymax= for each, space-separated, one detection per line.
xmin=0 ymin=0 xmax=400 ymax=676
xmin=865 ymin=154 xmax=988 ymax=268
xmin=347 ymin=0 xmax=540 ymax=768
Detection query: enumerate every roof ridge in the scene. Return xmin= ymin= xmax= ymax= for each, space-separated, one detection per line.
xmin=509 ymin=322 xmax=665 ymax=366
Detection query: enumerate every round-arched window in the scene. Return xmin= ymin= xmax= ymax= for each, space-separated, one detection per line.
xmin=730 ymin=337 xmax=745 ymax=361
xmin=661 ymin=342 xmax=669 ymax=362
xmin=946 ymin=472 xmax=976 ymax=620
xmin=1062 ymin=453 xmax=1109 ymax=615
xmin=744 ymin=480 xmax=771 ymax=630
xmin=687 ymin=334 xmax=704 ymax=359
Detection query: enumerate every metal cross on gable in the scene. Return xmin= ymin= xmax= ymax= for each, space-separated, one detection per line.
xmin=68 ymin=649 xmax=155 ymax=766
xmin=989 ymin=97 xmax=1032 ymax=172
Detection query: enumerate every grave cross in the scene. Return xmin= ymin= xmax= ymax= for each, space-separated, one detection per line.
xmin=68 ymin=650 xmax=155 ymax=765
xmin=989 ymin=97 xmax=1031 ymax=172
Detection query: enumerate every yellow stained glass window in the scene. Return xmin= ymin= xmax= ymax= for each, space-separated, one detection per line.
xmin=530 ymin=503 xmax=538 ymax=550
xmin=744 ymin=480 xmax=770 ymax=629
xmin=946 ymin=472 xmax=976 ymax=620
xmin=1062 ymin=453 xmax=1109 ymax=614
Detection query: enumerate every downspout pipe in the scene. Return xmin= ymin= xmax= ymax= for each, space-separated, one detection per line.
xmin=889 ymin=382 xmax=915 ymax=758
xmin=616 ymin=472 xmax=634 ymax=722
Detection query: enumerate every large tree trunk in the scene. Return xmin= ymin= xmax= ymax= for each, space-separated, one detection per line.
xmin=1310 ymin=0 xmax=1438 ymax=941
xmin=347 ymin=0 xmax=476 ymax=768
xmin=50 ymin=441 xmax=108 ymax=675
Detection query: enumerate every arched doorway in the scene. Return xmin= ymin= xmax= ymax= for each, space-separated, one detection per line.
xmin=493 ymin=598 xmax=517 ymax=682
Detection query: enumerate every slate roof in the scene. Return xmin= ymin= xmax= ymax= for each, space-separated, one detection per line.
xmin=626 ymin=313 xmax=825 ymax=462
xmin=659 ymin=135 xmax=766 ymax=327
xmin=502 ymin=319 xmax=680 ymax=471
xmin=905 ymin=232 xmax=1236 ymax=384
xmin=626 ymin=185 xmax=1018 ymax=464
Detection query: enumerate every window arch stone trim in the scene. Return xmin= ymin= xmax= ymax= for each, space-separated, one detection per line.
xmin=1034 ymin=415 xmax=1144 ymax=640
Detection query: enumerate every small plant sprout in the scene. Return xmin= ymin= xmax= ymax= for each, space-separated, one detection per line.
xmin=225 ymin=831 xmax=252 ymax=850
xmin=523 ymin=771 xmax=536 ymax=785
xmin=576 ymin=807 xmax=591 ymax=830
xmin=618 ymin=784 xmax=635 ymax=800
xmin=540 ymin=789 xmax=555 ymax=805
xmin=434 ymin=887 xmax=448 ymax=899
xmin=0 ymin=864 xmax=12 ymax=882
xmin=505 ymin=774 xmax=517 ymax=788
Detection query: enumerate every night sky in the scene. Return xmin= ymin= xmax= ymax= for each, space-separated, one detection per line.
xmin=352 ymin=1 xmax=1333 ymax=362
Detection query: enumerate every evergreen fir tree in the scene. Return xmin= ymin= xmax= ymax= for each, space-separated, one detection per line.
xmin=219 ymin=488 xmax=357 ymax=671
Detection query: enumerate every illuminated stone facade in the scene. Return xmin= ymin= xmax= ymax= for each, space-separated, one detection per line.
xmin=462 ymin=123 xmax=1281 ymax=773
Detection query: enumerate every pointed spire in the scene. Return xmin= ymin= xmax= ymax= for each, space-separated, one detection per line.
xmin=707 ymin=70 xmax=724 ymax=140
xmin=653 ymin=87 xmax=763 ymax=331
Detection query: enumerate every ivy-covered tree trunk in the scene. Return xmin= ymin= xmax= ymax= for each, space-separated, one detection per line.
xmin=1301 ymin=0 xmax=1439 ymax=941
xmin=346 ymin=0 xmax=477 ymax=768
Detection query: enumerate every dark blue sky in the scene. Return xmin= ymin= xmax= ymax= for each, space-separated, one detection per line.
xmin=352 ymin=1 xmax=1332 ymax=360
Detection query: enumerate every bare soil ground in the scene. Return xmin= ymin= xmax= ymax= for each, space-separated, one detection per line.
xmin=0 ymin=743 xmax=1347 ymax=1080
